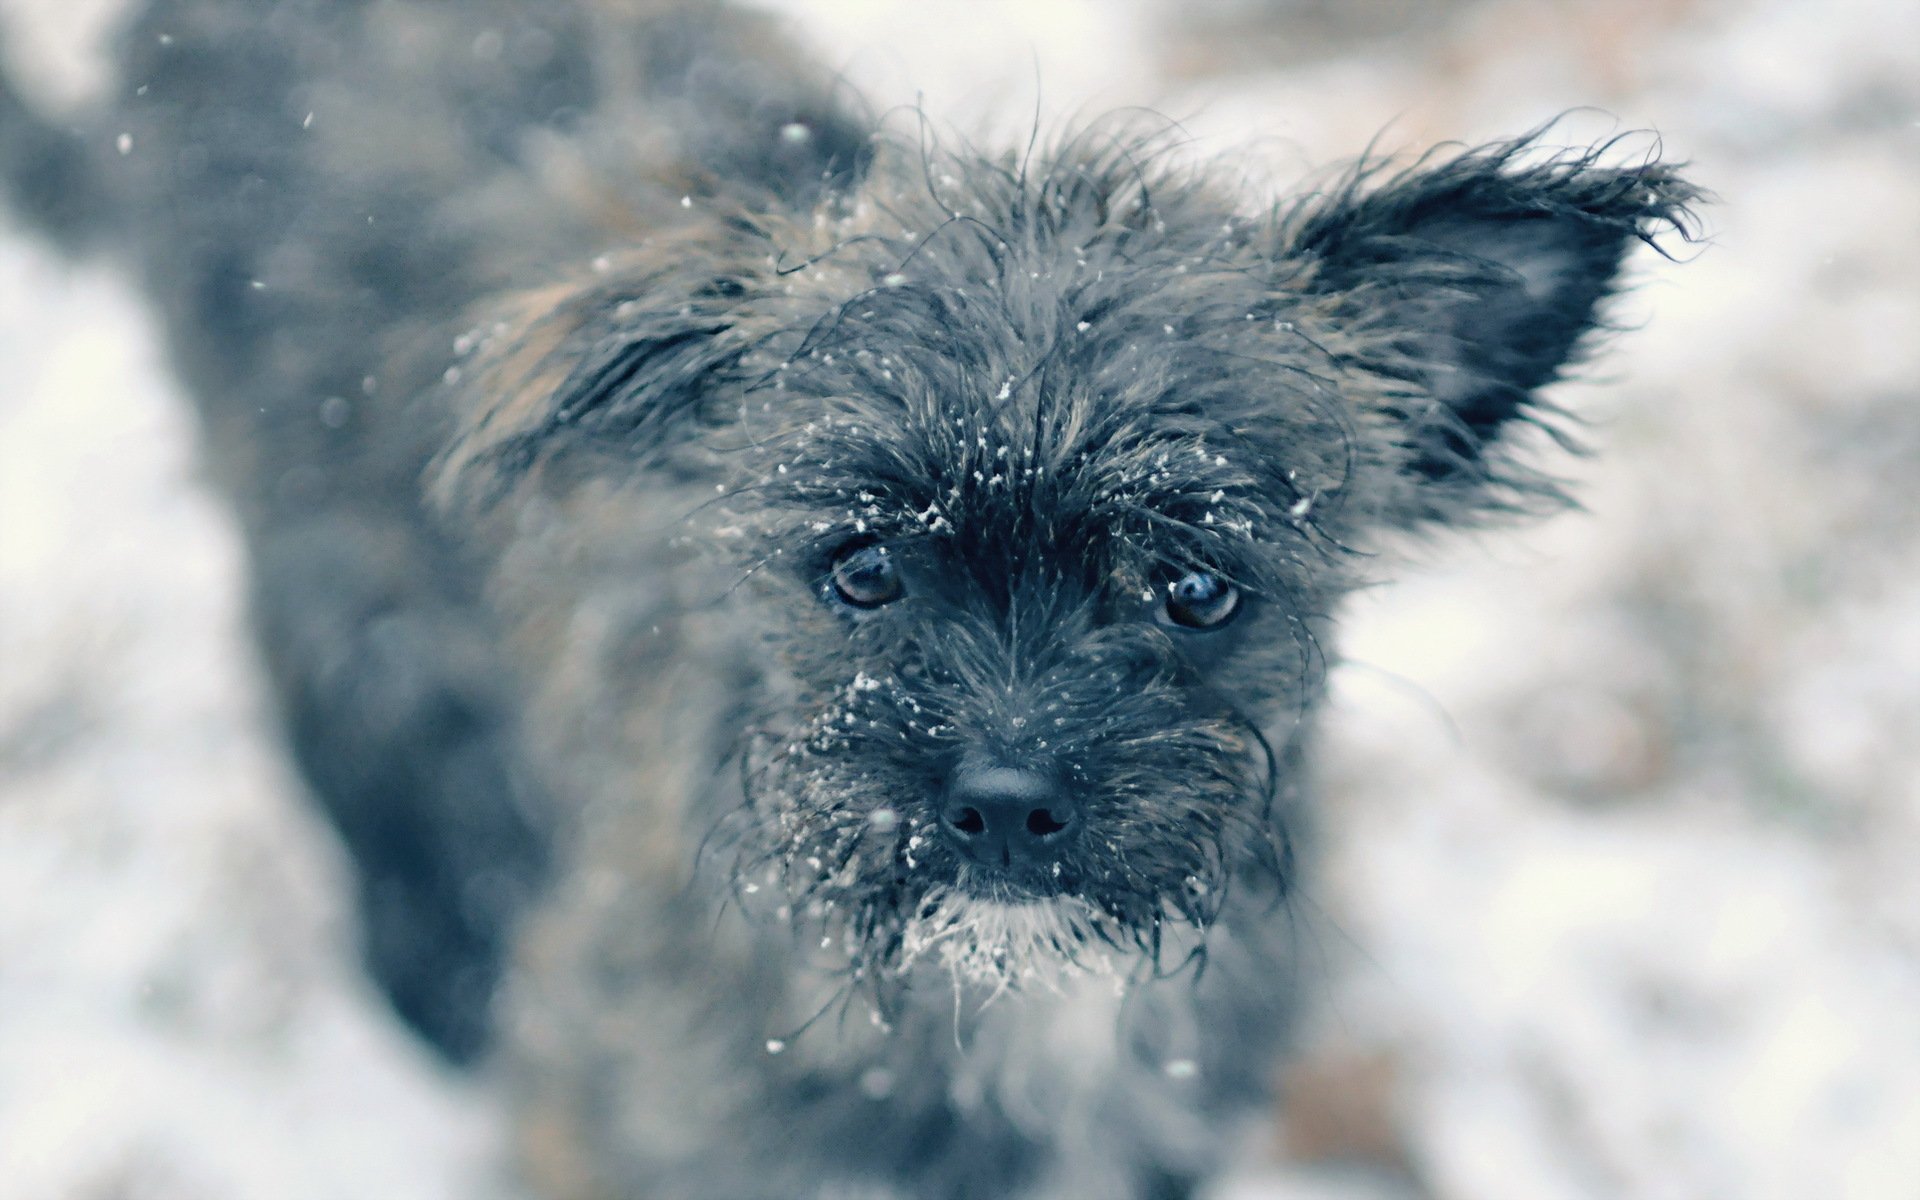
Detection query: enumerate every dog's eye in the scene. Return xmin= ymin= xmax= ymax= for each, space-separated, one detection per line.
xmin=1161 ymin=570 xmax=1241 ymax=630
xmin=828 ymin=544 xmax=904 ymax=609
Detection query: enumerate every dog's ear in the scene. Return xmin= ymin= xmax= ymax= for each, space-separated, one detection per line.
xmin=1285 ymin=139 xmax=1701 ymax=525
xmin=430 ymin=249 xmax=760 ymax=508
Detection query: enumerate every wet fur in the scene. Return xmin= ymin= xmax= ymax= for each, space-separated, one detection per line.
xmin=0 ymin=2 xmax=1699 ymax=1197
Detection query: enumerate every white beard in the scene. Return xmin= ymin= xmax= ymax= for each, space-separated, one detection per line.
xmin=895 ymin=889 xmax=1135 ymax=996
xmin=888 ymin=891 xmax=1221 ymax=1169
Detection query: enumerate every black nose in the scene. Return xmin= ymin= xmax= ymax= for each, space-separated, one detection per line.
xmin=940 ymin=764 xmax=1077 ymax=871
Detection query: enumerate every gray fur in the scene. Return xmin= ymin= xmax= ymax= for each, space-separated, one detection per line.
xmin=0 ymin=2 xmax=1698 ymax=1196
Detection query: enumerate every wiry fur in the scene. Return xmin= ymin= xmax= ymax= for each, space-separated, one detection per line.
xmin=0 ymin=2 xmax=1700 ymax=1198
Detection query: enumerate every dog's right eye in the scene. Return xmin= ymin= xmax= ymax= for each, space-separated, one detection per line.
xmin=1160 ymin=570 xmax=1241 ymax=630
xmin=828 ymin=544 xmax=905 ymax=609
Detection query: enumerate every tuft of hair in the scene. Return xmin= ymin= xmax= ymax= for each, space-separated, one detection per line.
xmin=1279 ymin=129 xmax=1707 ymax=527
xmin=898 ymin=890 xmax=1134 ymax=998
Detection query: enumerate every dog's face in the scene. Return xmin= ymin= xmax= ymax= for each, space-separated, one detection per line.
xmin=442 ymin=129 xmax=1697 ymax=995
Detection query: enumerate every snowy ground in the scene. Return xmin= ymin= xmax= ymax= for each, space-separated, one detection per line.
xmin=2 ymin=1 xmax=1916 ymax=1198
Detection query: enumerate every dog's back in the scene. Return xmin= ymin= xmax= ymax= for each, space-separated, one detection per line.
xmin=3 ymin=0 xmax=867 ymax=1060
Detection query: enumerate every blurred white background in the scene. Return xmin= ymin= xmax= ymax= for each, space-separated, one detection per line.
xmin=2 ymin=1 xmax=1916 ymax=1197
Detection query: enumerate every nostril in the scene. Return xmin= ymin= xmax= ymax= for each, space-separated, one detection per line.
xmin=942 ymin=763 xmax=1076 ymax=869
xmin=1025 ymin=807 xmax=1068 ymax=837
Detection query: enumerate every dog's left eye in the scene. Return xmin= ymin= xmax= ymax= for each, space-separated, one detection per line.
xmin=1160 ymin=570 xmax=1241 ymax=630
xmin=828 ymin=544 xmax=905 ymax=609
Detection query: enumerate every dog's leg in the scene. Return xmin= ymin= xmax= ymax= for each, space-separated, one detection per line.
xmin=242 ymin=504 xmax=548 ymax=1061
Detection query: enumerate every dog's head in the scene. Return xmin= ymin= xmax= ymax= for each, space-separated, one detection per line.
xmin=440 ymin=124 xmax=1698 ymax=996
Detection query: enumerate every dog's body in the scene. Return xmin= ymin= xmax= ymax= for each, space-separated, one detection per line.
xmin=2 ymin=2 xmax=1697 ymax=1196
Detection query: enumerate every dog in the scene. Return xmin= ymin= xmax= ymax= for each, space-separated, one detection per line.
xmin=1 ymin=2 xmax=1699 ymax=1196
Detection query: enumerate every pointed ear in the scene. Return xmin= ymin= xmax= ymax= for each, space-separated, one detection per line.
xmin=430 ymin=248 xmax=761 ymax=509
xmin=1286 ymin=137 xmax=1703 ymax=523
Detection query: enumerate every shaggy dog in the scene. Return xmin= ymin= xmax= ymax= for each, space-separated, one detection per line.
xmin=1 ymin=2 xmax=1697 ymax=1196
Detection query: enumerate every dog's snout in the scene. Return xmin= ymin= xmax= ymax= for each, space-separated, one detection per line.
xmin=941 ymin=764 xmax=1077 ymax=871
